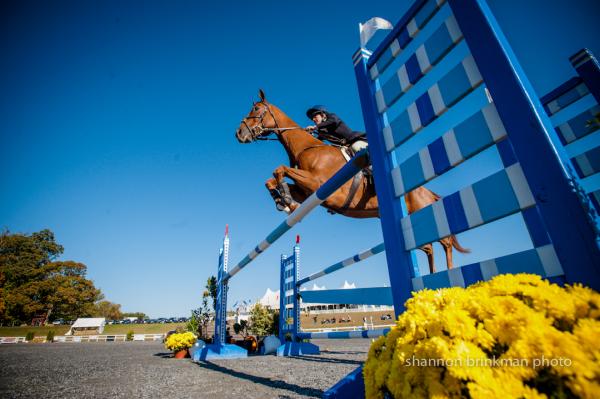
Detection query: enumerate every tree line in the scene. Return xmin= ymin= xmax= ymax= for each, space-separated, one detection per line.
xmin=0 ymin=229 xmax=141 ymax=325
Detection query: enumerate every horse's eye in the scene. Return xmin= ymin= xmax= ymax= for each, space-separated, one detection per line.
xmin=254 ymin=106 xmax=259 ymax=112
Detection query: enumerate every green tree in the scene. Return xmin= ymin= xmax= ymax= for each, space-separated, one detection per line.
xmin=187 ymin=276 xmax=217 ymax=339
xmin=122 ymin=312 xmax=146 ymax=320
xmin=188 ymin=290 xmax=212 ymax=339
xmin=206 ymin=276 xmax=217 ymax=311
xmin=249 ymin=303 xmax=276 ymax=337
xmin=0 ymin=229 xmax=104 ymax=325
xmin=95 ymin=301 xmax=123 ymax=320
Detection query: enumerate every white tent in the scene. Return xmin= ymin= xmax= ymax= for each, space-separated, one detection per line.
xmin=258 ymin=288 xmax=280 ymax=309
xmin=66 ymin=318 xmax=106 ymax=335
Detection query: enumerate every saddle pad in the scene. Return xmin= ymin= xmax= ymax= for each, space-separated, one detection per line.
xmin=340 ymin=146 xmax=352 ymax=161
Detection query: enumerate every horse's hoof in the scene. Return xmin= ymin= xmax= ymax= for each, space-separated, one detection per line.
xmin=283 ymin=206 xmax=292 ymax=214
xmin=276 ymin=202 xmax=291 ymax=213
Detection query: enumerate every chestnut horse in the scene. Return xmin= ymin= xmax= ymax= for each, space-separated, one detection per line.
xmin=235 ymin=90 xmax=469 ymax=272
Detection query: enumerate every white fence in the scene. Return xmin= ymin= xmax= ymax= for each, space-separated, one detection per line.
xmin=301 ymin=306 xmax=394 ymax=315
xmin=300 ymin=324 xmax=395 ymax=333
xmin=0 ymin=333 xmax=165 ymax=344
xmin=0 ymin=337 xmax=27 ymax=344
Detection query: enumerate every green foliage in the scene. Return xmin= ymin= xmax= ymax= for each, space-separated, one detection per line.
xmin=249 ymin=304 xmax=276 ymax=337
xmin=94 ymin=301 xmax=122 ymax=320
xmin=46 ymin=330 xmax=55 ymax=342
xmin=206 ymin=276 xmax=217 ymax=313
xmin=187 ymin=276 xmax=217 ymax=339
xmin=126 ymin=330 xmax=134 ymax=341
xmin=25 ymin=331 xmax=35 ymax=341
xmin=0 ymin=229 xmax=106 ymax=325
xmin=585 ymin=112 xmax=600 ymax=129
xmin=122 ymin=312 xmax=146 ymax=320
xmin=186 ymin=310 xmax=201 ymax=335
xmin=188 ymin=294 xmax=210 ymax=338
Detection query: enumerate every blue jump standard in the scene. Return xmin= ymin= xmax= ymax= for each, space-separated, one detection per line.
xmin=195 ymin=343 xmax=248 ymax=361
xmin=276 ymin=341 xmax=320 ymax=356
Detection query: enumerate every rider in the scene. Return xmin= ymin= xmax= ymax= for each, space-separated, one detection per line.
xmin=304 ymin=105 xmax=368 ymax=155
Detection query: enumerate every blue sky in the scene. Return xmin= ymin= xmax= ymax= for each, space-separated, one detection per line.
xmin=1 ymin=1 xmax=599 ymax=317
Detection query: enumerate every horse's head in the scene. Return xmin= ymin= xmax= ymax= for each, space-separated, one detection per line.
xmin=236 ymin=89 xmax=279 ymax=143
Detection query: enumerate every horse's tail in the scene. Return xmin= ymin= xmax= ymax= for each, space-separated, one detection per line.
xmin=452 ymin=235 xmax=470 ymax=253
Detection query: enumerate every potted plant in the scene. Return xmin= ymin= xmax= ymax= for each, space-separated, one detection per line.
xmin=164 ymin=331 xmax=197 ymax=359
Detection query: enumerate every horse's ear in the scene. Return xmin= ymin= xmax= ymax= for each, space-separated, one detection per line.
xmin=258 ymin=89 xmax=266 ymax=102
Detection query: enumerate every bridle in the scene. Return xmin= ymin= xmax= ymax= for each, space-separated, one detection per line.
xmin=240 ymin=101 xmax=299 ymax=141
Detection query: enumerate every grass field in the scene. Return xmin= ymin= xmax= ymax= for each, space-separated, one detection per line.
xmin=0 ymin=311 xmax=395 ymax=338
xmin=0 ymin=323 xmax=187 ymax=337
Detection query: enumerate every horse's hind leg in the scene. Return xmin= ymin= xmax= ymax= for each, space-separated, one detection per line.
xmin=419 ymin=243 xmax=435 ymax=274
xmin=440 ymin=236 xmax=454 ymax=270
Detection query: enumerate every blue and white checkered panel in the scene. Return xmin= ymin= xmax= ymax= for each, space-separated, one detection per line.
xmin=369 ymin=0 xmax=447 ymax=80
xmin=555 ymin=104 xmax=600 ymax=145
xmin=375 ymin=15 xmax=462 ymax=111
xmin=411 ymin=244 xmax=564 ymax=289
xmin=544 ymin=83 xmax=589 ymax=116
xmin=391 ymin=103 xmax=506 ymax=196
xmin=573 ymin=147 xmax=600 ymax=178
xmin=429 ymin=55 xmax=483 ymax=113
xmin=422 ymin=15 xmax=462 ymax=67
xmin=400 ymin=163 xmax=535 ymax=250
xmin=381 ymin=55 xmax=483 ymax=151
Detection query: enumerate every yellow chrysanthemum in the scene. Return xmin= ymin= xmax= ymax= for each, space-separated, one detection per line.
xmin=164 ymin=331 xmax=197 ymax=352
xmin=363 ymin=273 xmax=600 ymax=399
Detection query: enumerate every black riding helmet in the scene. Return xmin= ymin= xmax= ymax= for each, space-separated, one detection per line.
xmin=306 ymin=105 xmax=328 ymax=119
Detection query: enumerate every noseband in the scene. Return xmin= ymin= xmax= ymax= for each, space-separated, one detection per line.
xmin=241 ymin=102 xmax=298 ymax=141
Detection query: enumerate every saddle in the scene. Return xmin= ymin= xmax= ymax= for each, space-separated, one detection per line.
xmin=276 ymin=144 xmax=372 ymax=215
xmin=327 ymin=146 xmax=373 ymax=215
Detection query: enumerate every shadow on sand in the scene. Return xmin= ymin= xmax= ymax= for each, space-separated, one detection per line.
xmin=195 ymin=360 xmax=324 ymax=398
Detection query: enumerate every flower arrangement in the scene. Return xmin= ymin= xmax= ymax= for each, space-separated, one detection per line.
xmin=164 ymin=332 xmax=197 ymax=352
xmin=364 ymin=273 xmax=600 ymax=398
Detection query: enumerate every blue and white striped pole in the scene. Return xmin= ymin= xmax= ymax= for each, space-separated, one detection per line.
xmin=297 ymin=328 xmax=390 ymax=340
xmin=224 ymin=150 xmax=369 ymax=282
xmin=297 ymin=242 xmax=385 ymax=287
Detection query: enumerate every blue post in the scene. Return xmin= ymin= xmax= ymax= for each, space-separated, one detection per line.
xmin=571 ymin=49 xmax=600 ymax=104
xmin=448 ymin=0 xmax=600 ymax=288
xmin=195 ymin=230 xmax=248 ymax=361
xmin=353 ymin=48 xmax=416 ymax=316
xmin=277 ymin=241 xmax=320 ymax=356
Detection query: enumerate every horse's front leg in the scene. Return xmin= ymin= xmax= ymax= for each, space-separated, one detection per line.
xmin=265 ymin=177 xmax=289 ymax=212
xmin=273 ymin=166 xmax=322 ymax=212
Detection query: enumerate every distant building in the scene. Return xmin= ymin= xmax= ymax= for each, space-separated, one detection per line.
xmin=248 ymin=282 xmax=392 ymax=313
xmin=66 ymin=318 xmax=106 ymax=336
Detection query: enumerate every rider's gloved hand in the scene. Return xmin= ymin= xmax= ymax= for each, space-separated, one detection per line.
xmin=304 ymin=125 xmax=316 ymax=131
